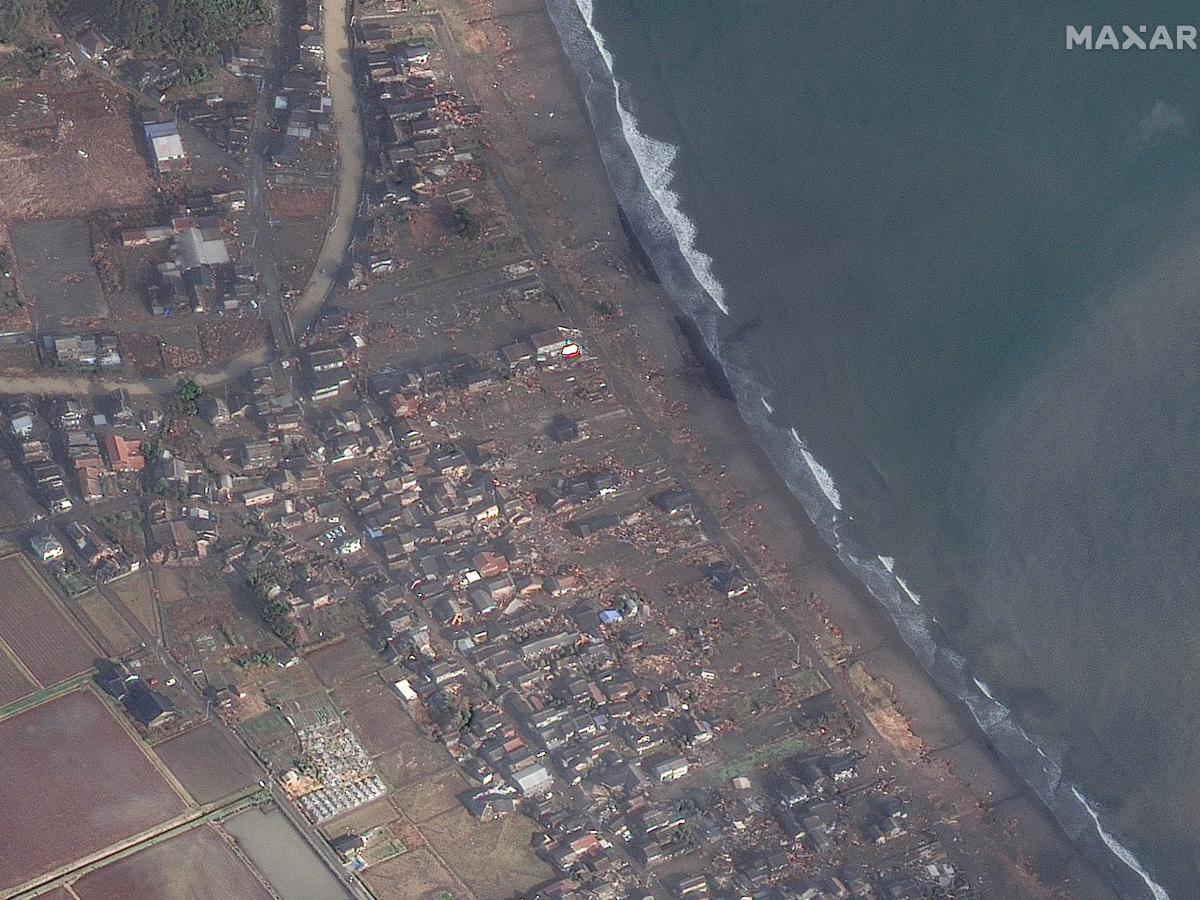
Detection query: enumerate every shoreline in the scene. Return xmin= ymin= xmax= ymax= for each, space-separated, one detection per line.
xmin=532 ymin=3 xmax=1160 ymax=898
xmin=437 ymin=1 xmax=1124 ymax=897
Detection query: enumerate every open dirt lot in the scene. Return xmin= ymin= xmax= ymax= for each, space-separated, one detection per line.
xmin=334 ymin=675 xmax=433 ymax=762
xmin=0 ymin=553 xmax=98 ymax=687
xmin=155 ymin=723 xmax=261 ymax=805
xmin=391 ymin=767 xmax=472 ymax=824
xmin=0 ymin=75 xmax=154 ymax=223
xmin=420 ymin=807 xmax=552 ymax=898
xmin=109 ymin=569 xmax=158 ymax=637
xmin=305 ymin=633 xmax=384 ymax=688
xmin=70 ymin=823 xmax=272 ymax=900
xmin=75 ymin=591 xmax=141 ymax=657
xmin=9 ymin=218 xmax=109 ymax=329
xmin=361 ymin=846 xmax=464 ymax=900
xmin=0 ymin=689 xmax=188 ymax=893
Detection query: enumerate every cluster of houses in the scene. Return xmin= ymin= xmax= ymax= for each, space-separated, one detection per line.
xmin=4 ymin=393 xmax=149 ymax=511
xmin=0 ymin=308 xmax=977 ymax=898
xmin=266 ymin=5 xmax=334 ymax=186
xmin=119 ymin=191 xmax=254 ymax=316
xmin=354 ymin=16 xmax=483 ymax=274
xmin=176 ymin=90 xmax=256 ymax=159
xmin=96 ymin=659 xmax=176 ymax=730
xmin=41 ymin=332 xmax=122 ymax=371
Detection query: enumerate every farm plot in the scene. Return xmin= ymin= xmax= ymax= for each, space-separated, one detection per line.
xmin=70 ymin=823 xmax=273 ymax=900
xmin=335 ymin=676 xmax=423 ymax=759
xmin=305 ymin=633 xmax=385 ymax=688
xmin=361 ymin=846 xmax=464 ymax=900
xmin=0 ymin=553 xmax=98 ymax=687
xmin=0 ymin=689 xmax=188 ymax=893
xmin=155 ymin=724 xmax=261 ymax=805
xmin=421 ymin=807 xmax=552 ymax=899
xmin=75 ymin=591 xmax=141 ymax=657
xmin=0 ymin=645 xmax=35 ymax=706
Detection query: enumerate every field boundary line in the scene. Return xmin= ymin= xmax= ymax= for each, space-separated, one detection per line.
xmin=8 ymin=787 xmax=267 ymax=899
xmin=0 ymin=552 xmax=104 ymax=664
xmin=0 ymin=633 xmax=40 ymax=690
xmin=94 ymin=685 xmax=196 ymax=807
xmin=0 ymin=672 xmax=93 ymax=724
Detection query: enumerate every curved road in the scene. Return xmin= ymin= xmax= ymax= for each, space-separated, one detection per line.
xmin=0 ymin=0 xmax=364 ymax=398
xmin=295 ymin=0 xmax=364 ymax=334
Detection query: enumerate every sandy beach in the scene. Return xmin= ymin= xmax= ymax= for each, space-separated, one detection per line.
xmin=433 ymin=0 xmax=1122 ymax=896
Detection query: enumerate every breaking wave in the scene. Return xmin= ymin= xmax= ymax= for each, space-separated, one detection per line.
xmin=543 ymin=1 xmax=1167 ymax=897
xmin=572 ymin=0 xmax=729 ymax=315
xmin=1074 ymin=788 xmax=1170 ymax=900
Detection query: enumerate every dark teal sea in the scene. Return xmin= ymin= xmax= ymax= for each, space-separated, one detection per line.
xmin=550 ymin=1 xmax=1200 ymax=897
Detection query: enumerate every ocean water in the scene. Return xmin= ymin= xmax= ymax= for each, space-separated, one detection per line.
xmin=546 ymin=1 xmax=1200 ymax=897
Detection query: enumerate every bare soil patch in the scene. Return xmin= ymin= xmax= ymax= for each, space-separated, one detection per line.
xmin=9 ymin=218 xmax=109 ymax=329
xmin=71 ymin=823 xmax=272 ymax=900
xmin=76 ymin=591 xmax=141 ymax=657
xmin=305 ymin=633 xmax=383 ymax=688
xmin=155 ymin=723 xmax=261 ymax=804
xmin=0 ymin=75 xmax=154 ymax=223
xmin=0 ymin=689 xmax=187 ymax=893
xmin=0 ymin=553 xmax=98 ymax=686
xmin=0 ymin=645 xmax=35 ymax=705
xmin=361 ymin=846 xmax=463 ymax=900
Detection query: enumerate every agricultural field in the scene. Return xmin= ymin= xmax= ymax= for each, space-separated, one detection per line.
xmin=0 ymin=645 xmax=35 ymax=705
xmin=336 ymin=674 xmax=450 ymax=774
xmin=305 ymin=632 xmax=385 ymax=687
xmin=0 ymin=75 xmax=154 ymax=223
xmin=389 ymin=767 xmax=551 ymax=899
xmin=70 ymin=824 xmax=273 ymax=900
xmin=155 ymin=723 xmax=261 ymax=804
xmin=108 ymin=569 xmax=158 ymax=637
xmin=0 ymin=689 xmax=188 ymax=893
xmin=75 ymin=591 xmax=141 ymax=657
xmin=0 ymin=552 xmax=98 ymax=687
xmin=420 ymin=806 xmax=551 ymax=899
xmin=360 ymin=846 xmax=464 ymax=900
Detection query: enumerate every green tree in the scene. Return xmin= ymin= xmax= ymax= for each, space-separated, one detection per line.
xmin=107 ymin=0 xmax=272 ymax=59
xmin=176 ymin=378 xmax=202 ymax=415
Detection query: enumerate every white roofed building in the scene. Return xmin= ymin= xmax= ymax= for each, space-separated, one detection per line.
xmin=144 ymin=120 xmax=187 ymax=173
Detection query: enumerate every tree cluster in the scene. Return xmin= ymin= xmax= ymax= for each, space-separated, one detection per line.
xmin=105 ymin=0 xmax=271 ymax=60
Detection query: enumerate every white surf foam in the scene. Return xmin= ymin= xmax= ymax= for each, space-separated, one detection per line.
xmin=1072 ymin=788 xmax=1171 ymax=900
xmin=797 ymin=444 xmax=842 ymax=511
xmin=551 ymin=3 xmax=1170 ymax=895
xmin=574 ymin=0 xmax=730 ymax=316
xmin=894 ymin=573 xmax=921 ymax=605
xmin=972 ymin=677 xmax=996 ymax=701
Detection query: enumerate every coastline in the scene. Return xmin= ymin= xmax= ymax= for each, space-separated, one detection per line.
xmin=437 ymin=0 xmax=1125 ymax=897
xmin=535 ymin=6 xmax=1175 ymax=900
